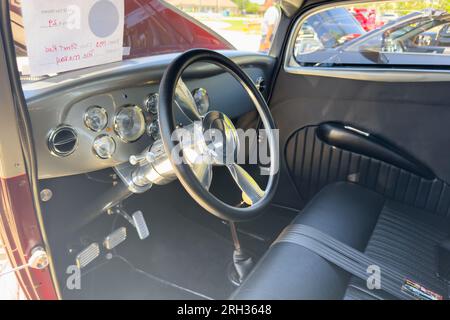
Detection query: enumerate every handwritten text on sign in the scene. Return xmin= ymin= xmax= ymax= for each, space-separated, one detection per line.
xmin=22 ymin=0 xmax=124 ymax=76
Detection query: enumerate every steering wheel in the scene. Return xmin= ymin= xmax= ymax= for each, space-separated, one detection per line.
xmin=157 ymin=49 xmax=279 ymax=222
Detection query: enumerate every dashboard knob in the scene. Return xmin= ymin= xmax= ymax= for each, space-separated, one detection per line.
xmin=130 ymin=150 xmax=157 ymax=166
xmin=130 ymin=154 xmax=146 ymax=166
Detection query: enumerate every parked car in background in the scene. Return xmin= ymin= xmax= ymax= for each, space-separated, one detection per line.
xmin=379 ymin=12 xmax=399 ymax=25
xmin=295 ymin=9 xmax=450 ymax=67
xmin=437 ymin=24 xmax=450 ymax=46
xmin=295 ymin=7 xmax=365 ymax=56
xmin=351 ymin=7 xmax=382 ymax=31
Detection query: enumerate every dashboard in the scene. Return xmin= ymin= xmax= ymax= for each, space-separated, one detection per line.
xmin=23 ymin=51 xmax=275 ymax=179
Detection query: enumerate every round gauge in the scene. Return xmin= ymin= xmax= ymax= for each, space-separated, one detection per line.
xmin=84 ymin=106 xmax=108 ymax=132
xmin=147 ymin=119 xmax=160 ymax=140
xmin=114 ymin=105 xmax=146 ymax=142
xmin=144 ymin=93 xmax=159 ymax=114
xmin=192 ymin=88 xmax=210 ymax=116
xmin=93 ymin=135 xmax=116 ymax=159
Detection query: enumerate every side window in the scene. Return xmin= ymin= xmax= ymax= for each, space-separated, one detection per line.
xmin=291 ymin=0 xmax=450 ymax=68
xmin=166 ymin=0 xmax=282 ymax=53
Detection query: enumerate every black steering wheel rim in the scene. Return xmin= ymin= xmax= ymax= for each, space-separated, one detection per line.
xmin=158 ymin=49 xmax=279 ymax=222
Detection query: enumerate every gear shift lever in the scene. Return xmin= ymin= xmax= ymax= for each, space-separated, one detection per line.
xmin=228 ymin=221 xmax=254 ymax=286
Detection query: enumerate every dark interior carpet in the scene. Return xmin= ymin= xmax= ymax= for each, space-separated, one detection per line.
xmin=64 ymin=257 xmax=204 ymax=300
xmin=115 ymin=178 xmax=297 ymax=300
xmin=114 ymin=187 xmax=237 ymax=299
xmin=57 ymin=168 xmax=297 ymax=300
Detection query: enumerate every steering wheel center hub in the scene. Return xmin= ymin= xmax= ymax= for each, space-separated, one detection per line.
xmin=202 ymin=111 xmax=239 ymax=165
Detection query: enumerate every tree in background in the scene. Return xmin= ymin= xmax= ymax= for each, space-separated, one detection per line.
xmin=359 ymin=0 xmax=450 ymax=15
xmin=232 ymin=0 xmax=261 ymax=14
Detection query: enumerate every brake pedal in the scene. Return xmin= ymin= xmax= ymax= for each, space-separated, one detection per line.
xmin=110 ymin=206 xmax=149 ymax=240
xmin=104 ymin=227 xmax=127 ymax=250
xmin=132 ymin=211 xmax=149 ymax=240
xmin=76 ymin=243 xmax=100 ymax=269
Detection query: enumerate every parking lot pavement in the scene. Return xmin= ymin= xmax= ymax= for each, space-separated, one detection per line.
xmin=217 ymin=30 xmax=261 ymax=52
xmin=199 ymin=20 xmax=262 ymax=52
xmin=0 ymin=243 xmax=25 ymax=300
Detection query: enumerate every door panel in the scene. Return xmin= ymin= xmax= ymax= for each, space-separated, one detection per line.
xmin=270 ymin=72 xmax=450 ymax=215
xmin=285 ymin=125 xmax=450 ymax=217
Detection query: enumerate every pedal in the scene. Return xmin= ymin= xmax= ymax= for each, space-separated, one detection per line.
xmin=132 ymin=211 xmax=149 ymax=240
xmin=76 ymin=243 xmax=100 ymax=269
xmin=104 ymin=227 xmax=127 ymax=250
xmin=111 ymin=205 xmax=150 ymax=240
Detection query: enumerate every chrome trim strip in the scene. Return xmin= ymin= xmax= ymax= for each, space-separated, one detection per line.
xmin=284 ymin=66 xmax=450 ymax=82
xmin=283 ymin=0 xmax=450 ymax=83
xmin=344 ymin=126 xmax=370 ymax=137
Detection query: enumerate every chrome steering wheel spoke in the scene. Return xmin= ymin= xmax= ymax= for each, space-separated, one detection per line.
xmin=125 ymin=50 xmax=279 ymax=221
xmin=175 ymin=78 xmax=201 ymax=122
xmin=226 ymin=163 xmax=264 ymax=205
xmin=191 ymin=162 xmax=213 ymax=191
xmin=156 ymin=49 xmax=279 ymax=222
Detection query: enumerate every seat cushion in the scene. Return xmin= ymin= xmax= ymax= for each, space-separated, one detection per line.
xmin=231 ymin=182 xmax=450 ymax=300
xmin=345 ymin=200 xmax=450 ymax=300
xmin=231 ymin=182 xmax=385 ymax=300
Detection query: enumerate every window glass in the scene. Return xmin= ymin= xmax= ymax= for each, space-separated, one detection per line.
xmin=13 ymin=0 xmax=280 ymax=81
xmin=293 ymin=0 xmax=450 ymax=68
xmin=13 ymin=0 xmax=274 ymax=82
xmin=168 ymin=0 xmax=282 ymax=53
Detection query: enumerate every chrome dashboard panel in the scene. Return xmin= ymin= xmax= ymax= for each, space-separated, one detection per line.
xmin=24 ymin=51 xmax=275 ymax=179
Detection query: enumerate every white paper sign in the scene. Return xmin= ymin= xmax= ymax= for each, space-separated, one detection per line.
xmin=22 ymin=0 xmax=124 ymax=76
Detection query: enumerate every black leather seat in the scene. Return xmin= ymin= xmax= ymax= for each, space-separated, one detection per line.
xmin=231 ymin=182 xmax=450 ymax=300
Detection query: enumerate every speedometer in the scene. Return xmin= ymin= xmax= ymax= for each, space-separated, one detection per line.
xmin=114 ymin=105 xmax=146 ymax=143
xmin=84 ymin=106 xmax=108 ymax=132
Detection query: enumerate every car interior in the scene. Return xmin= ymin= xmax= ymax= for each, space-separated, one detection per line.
xmin=5 ymin=0 xmax=450 ymax=300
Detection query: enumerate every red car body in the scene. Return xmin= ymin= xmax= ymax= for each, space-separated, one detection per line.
xmin=1 ymin=0 xmax=231 ymax=300
xmin=351 ymin=8 xmax=384 ymax=32
xmin=10 ymin=0 xmax=233 ymax=58
xmin=123 ymin=0 xmax=233 ymax=58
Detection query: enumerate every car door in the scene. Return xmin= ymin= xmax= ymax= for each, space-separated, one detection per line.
xmin=0 ymin=2 xmax=59 ymax=299
xmin=269 ymin=0 xmax=450 ymax=219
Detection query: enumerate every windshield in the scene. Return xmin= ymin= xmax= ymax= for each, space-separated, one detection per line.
xmin=11 ymin=0 xmax=233 ymax=82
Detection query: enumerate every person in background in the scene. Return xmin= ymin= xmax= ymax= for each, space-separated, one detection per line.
xmin=259 ymin=0 xmax=281 ymax=53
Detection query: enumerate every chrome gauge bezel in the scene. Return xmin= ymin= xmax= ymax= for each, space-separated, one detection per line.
xmin=113 ymin=105 xmax=146 ymax=143
xmin=147 ymin=119 xmax=160 ymax=140
xmin=84 ymin=106 xmax=109 ymax=132
xmin=144 ymin=93 xmax=159 ymax=115
xmin=92 ymin=134 xmax=116 ymax=159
